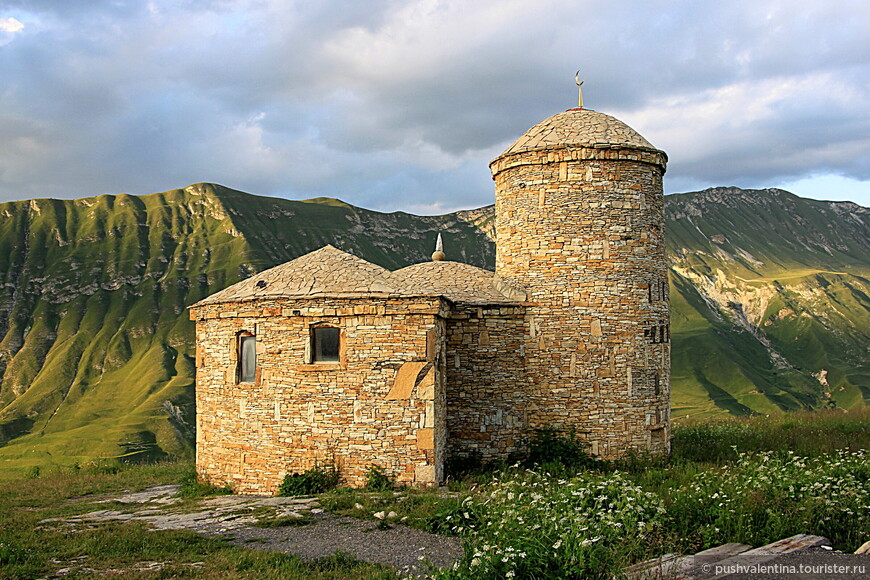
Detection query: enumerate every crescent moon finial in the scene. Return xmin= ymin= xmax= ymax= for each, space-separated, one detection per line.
xmin=575 ymin=70 xmax=585 ymax=108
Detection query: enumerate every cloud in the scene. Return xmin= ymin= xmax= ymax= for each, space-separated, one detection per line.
xmin=0 ymin=0 xmax=868 ymax=212
xmin=0 ymin=15 xmax=22 ymax=45
xmin=624 ymin=71 xmax=870 ymax=192
xmin=0 ymin=16 xmax=22 ymax=31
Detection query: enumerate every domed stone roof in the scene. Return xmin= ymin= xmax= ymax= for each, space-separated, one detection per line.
xmin=497 ymin=108 xmax=661 ymax=157
xmin=194 ymin=245 xmax=424 ymax=305
xmin=396 ymin=261 xmax=526 ymax=305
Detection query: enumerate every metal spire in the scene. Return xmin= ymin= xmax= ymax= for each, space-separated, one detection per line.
xmin=575 ymin=70 xmax=584 ymax=108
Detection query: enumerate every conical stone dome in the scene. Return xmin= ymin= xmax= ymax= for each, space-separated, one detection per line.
xmin=497 ymin=108 xmax=664 ymax=156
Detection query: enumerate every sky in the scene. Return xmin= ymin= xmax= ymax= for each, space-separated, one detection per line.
xmin=0 ymin=0 xmax=868 ymax=214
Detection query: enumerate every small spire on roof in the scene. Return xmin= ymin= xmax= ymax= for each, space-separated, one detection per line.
xmin=575 ymin=70 xmax=584 ymax=109
xmin=432 ymin=232 xmax=446 ymax=261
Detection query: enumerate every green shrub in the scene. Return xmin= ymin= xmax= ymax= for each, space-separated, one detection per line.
xmin=364 ymin=466 xmax=395 ymax=492
xmin=444 ymin=450 xmax=485 ymax=479
xmin=279 ymin=464 xmax=340 ymax=496
xmin=177 ymin=468 xmax=233 ymax=498
xmin=523 ymin=427 xmax=600 ymax=473
xmin=424 ymin=501 xmax=478 ymax=536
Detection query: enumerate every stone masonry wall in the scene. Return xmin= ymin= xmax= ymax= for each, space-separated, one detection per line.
xmin=191 ymin=296 xmax=448 ymax=494
xmin=492 ymin=145 xmax=671 ymax=458
xmin=445 ymin=304 xmax=528 ymax=461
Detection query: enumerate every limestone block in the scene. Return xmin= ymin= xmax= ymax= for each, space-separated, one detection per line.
xmin=590 ymin=319 xmax=602 ymax=337
xmin=415 ymin=464 xmax=435 ymax=483
xmin=416 ymin=428 xmax=434 ymax=450
xmin=424 ymin=401 xmax=435 ymax=428
xmin=387 ymin=361 xmax=427 ymax=399
xmin=416 ymin=367 xmax=435 ymax=400
xmin=426 ymin=329 xmax=436 ymax=360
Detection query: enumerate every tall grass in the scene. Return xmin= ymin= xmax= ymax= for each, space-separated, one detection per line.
xmin=666 ymin=449 xmax=870 ymax=550
xmin=672 ymin=407 xmax=870 ymax=462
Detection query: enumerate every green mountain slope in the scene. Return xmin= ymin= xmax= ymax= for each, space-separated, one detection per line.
xmin=0 ymin=184 xmax=866 ymax=473
xmin=666 ymin=187 xmax=869 ymax=417
xmin=0 ymin=184 xmax=492 ymax=474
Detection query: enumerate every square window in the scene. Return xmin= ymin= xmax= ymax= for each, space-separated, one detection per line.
xmin=239 ymin=335 xmax=256 ymax=382
xmin=312 ymin=327 xmax=339 ymax=362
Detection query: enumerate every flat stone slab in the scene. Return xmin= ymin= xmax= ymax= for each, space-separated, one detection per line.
xmin=98 ymin=484 xmax=182 ymax=505
xmin=623 ymin=535 xmax=870 ymax=580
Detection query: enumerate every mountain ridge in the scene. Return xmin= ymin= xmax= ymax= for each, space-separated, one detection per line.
xmin=0 ymin=183 xmax=866 ymax=473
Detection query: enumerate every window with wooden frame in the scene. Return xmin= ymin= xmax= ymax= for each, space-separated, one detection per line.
xmin=238 ymin=332 xmax=256 ymax=383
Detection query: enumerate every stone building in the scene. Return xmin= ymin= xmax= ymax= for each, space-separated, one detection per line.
xmin=190 ymin=106 xmax=670 ymax=494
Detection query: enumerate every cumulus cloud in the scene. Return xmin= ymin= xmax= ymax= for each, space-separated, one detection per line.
xmin=0 ymin=0 xmax=867 ymax=211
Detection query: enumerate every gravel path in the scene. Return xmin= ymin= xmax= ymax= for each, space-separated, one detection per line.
xmin=220 ymin=511 xmax=462 ymax=576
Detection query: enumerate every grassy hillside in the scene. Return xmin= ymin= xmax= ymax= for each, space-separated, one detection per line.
xmin=0 ymin=184 xmax=492 ymax=474
xmin=0 ymin=184 xmax=866 ymax=472
xmin=666 ymin=187 xmax=869 ymax=417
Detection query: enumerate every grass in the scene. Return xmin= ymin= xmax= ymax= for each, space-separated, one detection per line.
xmin=1 ymin=412 xmax=867 ymax=578
xmin=672 ymin=406 xmax=870 ymax=461
xmin=327 ymin=410 xmax=870 ymax=579
xmin=0 ymin=459 xmax=398 ymax=580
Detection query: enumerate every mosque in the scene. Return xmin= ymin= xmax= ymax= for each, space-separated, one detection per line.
xmin=190 ymin=97 xmax=670 ymax=493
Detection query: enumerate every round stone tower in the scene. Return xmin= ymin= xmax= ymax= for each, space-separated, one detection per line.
xmin=490 ymin=107 xmax=670 ymax=457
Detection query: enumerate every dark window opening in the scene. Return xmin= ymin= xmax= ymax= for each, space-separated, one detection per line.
xmin=645 ymin=324 xmax=670 ymax=344
xmin=653 ymin=371 xmax=661 ymax=395
xmin=312 ymin=326 xmax=340 ymax=362
xmin=239 ymin=335 xmax=256 ymax=383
